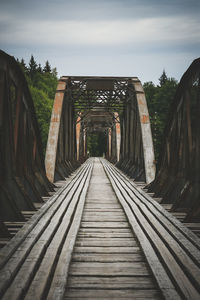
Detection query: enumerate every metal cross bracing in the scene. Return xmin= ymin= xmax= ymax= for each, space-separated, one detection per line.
xmin=45 ymin=75 xmax=155 ymax=184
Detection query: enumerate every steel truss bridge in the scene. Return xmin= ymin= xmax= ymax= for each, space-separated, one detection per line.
xmin=0 ymin=50 xmax=200 ymax=299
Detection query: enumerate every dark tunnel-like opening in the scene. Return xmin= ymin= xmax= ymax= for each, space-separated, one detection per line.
xmin=87 ymin=132 xmax=107 ymax=157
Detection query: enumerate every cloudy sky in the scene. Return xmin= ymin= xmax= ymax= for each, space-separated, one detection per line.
xmin=0 ymin=0 xmax=199 ymax=83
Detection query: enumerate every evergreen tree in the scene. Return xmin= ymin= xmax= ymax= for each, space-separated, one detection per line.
xmin=17 ymin=55 xmax=58 ymax=151
xmin=43 ymin=60 xmax=51 ymax=73
xmin=144 ymin=76 xmax=178 ymax=160
xmin=20 ymin=58 xmax=26 ymax=69
xmin=37 ymin=63 xmax=43 ymax=73
xmin=28 ymin=55 xmax=38 ymax=79
xmin=159 ymin=69 xmax=168 ymax=86
xmin=51 ymin=67 xmax=58 ymax=78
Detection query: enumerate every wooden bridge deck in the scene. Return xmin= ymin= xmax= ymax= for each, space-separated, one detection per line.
xmin=0 ymin=158 xmax=200 ymax=299
xmin=65 ymin=158 xmax=161 ymax=299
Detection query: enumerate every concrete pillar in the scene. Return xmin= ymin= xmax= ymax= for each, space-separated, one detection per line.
xmin=76 ymin=116 xmax=81 ymax=160
xmin=45 ymin=80 xmax=67 ymax=182
xmin=108 ymin=128 xmax=112 ymax=159
xmin=114 ymin=112 xmax=121 ymax=162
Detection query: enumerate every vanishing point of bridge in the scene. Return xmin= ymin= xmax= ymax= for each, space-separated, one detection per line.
xmin=0 ymin=50 xmax=200 ymax=299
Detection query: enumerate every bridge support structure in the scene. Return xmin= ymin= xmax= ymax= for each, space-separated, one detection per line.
xmin=0 ymin=51 xmax=53 ymax=227
xmin=117 ymin=79 xmax=155 ymax=184
xmin=148 ymin=58 xmax=200 ymax=222
xmin=45 ymin=76 xmax=155 ymax=184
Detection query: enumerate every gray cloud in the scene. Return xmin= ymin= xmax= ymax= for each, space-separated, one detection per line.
xmin=0 ymin=0 xmax=199 ymax=83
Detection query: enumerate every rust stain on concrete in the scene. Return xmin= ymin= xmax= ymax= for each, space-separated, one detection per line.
xmin=141 ymin=115 xmax=149 ymax=123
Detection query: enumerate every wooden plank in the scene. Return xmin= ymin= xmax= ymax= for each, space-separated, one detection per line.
xmin=84 ymin=205 xmax=121 ymax=209
xmin=72 ymin=253 xmax=144 ymax=262
xmin=78 ymin=228 xmax=132 ymax=233
xmin=77 ymin=232 xmax=133 ymax=238
xmin=81 ymin=217 xmax=127 ymax=222
xmin=67 ymin=276 xmax=156 ymax=289
xmin=74 ymin=246 xmax=140 ymax=253
xmin=83 ymin=208 xmax=123 ymax=212
xmin=75 ymin=239 xmax=137 ymax=247
xmin=69 ymin=262 xmax=150 ymax=276
xmin=82 ymin=211 xmax=125 ymax=215
xmin=65 ymin=289 xmax=161 ymax=299
xmin=80 ymin=222 xmax=129 ymax=228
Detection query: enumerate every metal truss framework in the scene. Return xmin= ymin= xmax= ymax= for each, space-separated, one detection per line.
xmin=148 ymin=58 xmax=200 ymax=222
xmin=45 ymin=76 xmax=155 ymax=184
xmin=0 ymin=51 xmax=53 ymax=230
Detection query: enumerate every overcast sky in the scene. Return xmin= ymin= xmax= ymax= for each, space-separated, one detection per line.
xmin=0 ymin=0 xmax=199 ymax=84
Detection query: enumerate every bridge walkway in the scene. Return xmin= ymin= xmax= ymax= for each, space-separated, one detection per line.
xmin=0 ymin=158 xmax=200 ymax=299
xmin=65 ymin=158 xmax=161 ymax=299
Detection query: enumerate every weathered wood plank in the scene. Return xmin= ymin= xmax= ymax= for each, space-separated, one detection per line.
xmin=72 ymin=253 xmax=144 ymax=262
xmin=67 ymin=276 xmax=155 ymax=289
xmin=77 ymin=232 xmax=133 ymax=238
xmin=78 ymin=228 xmax=132 ymax=233
xmin=65 ymin=289 xmax=161 ymax=299
xmin=81 ymin=222 xmax=130 ymax=228
xmin=69 ymin=262 xmax=150 ymax=276
xmin=75 ymin=239 xmax=137 ymax=247
xmin=74 ymin=246 xmax=140 ymax=253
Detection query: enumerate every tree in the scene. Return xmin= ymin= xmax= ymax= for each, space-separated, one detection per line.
xmin=43 ymin=60 xmax=51 ymax=73
xmin=29 ymin=86 xmax=54 ymax=148
xmin=18 ymin=55 xmax=58 ymax=151
xmin=18 ymin=58 xmax=27 ymax=73
xmin=159 ymin=69 xmax=168 ymax=86
xmin=28 ymin=55 xmax=38 ymax=80
xmin=37 ymin=63 xmax=42 ymax=73
xmin=144 ymin=76 xmax=178 ymax=160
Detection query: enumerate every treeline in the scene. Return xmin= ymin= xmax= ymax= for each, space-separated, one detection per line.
xmin=17 ymin=55 xmax=58 ymax=151
xmin=144 ymin=71 xmax=178 ymax=160
xmin=17 ymin=55 xmax=178 ymax=161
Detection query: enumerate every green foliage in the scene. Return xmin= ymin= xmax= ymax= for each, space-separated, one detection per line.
xmin=144 ymin=74 xmax=178 ymax=161
xmin=29 ymin=86 xmax=53 ymax=148
xmin=159 ymin=69 xmax=168 ymax=86
xmin=87 ymin=132 xmax=106 ymax=156
xmin=28 ymin=55 xmax=38 ymax=80
xmin=18 ymin=56 xmax=58 ymax=152
xmin=43 ymin=60 xmax=51 ymax=73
